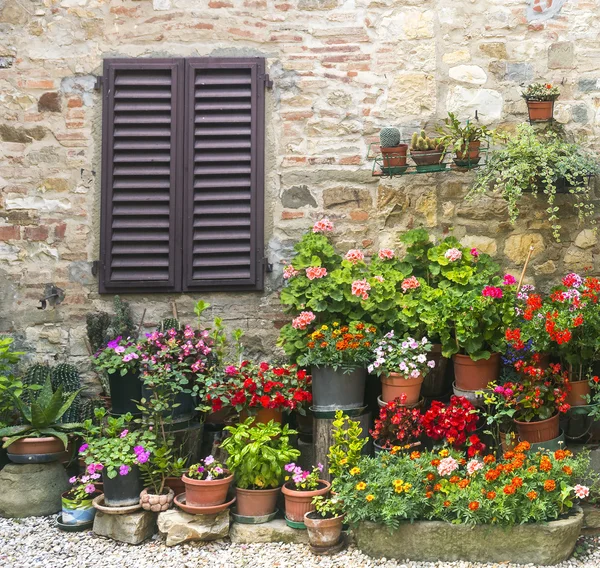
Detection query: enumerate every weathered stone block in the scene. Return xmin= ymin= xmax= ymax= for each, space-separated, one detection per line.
xmin=564 ymin=245 xmax=593 ymax=271
xmin=281 ymin=186 xmax=317 ymax=209
xmin=0 ymin=463 xmax=69 ymax=518
xmin=446 ymin=87 xmax=502 ymax=125
xmin=354 ymin=509 xmax=583 ymax=565
xmin=323 ymin=187 xmax=372 ymax=211
xmin=93 ymin=510 xmax=157 ymax=545
xmin=548 ymin=42 xmax=574 ymax=69
xmin=575 ymin=229 xmax=597 ymax=250
xmin=449 ymin=65 xmax=487 ymax=85
xmin=229 ymin=518 xmax=309 ymax=544
xmin=504 ymin=233 xmax=545 ymax=264
xmin=0 ymin=124 xmax=47 ymax=143
xmin=578 ymin=78 xmax=600 ymax=92
xmin=461 ymin=235 xmax=497 ymax=257
xmin=479 ymin=42 xmax=507 ymax=60
xmin=582 ymin=503 xmax=600 ymax=530
xmin=157 ymin=509 xmax=229 ymax=546
xmin=38 ymin=92 xmax=61 ymax=113
xmin=505 ymin=62 xmax=534 ymax=83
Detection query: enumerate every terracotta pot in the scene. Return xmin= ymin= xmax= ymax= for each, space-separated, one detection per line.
xmin=140 ymin=487 xmax=174 ymax=512
xmin=239 ymin=408 xmax=283 ymax=425
xmin=304 ymin=511 xmax=344 ymax=548
xmin=281 ymin=480 xmax=331 ymax=522
xmin=514 ymin=414 xmax=560 ymax=444
xmin=455 ymin=140 xmax=481 ymax=161
xmin=453 ymin=353 xmax=500 ymax=391
xmin=235 ymin=486 xmax=281 ymax=517
xmin=410 ymin=148 xmax=445 ymax=167
xmin=165 ymin=475 xmax=187 ymax=496
xmin=3 ymin=436 xmax=65 ymax=456
xmin=381 ymin=373 xmax=423 ymax=405
xmin=568 ymin=380 xmax=591 ymax=407
xmin=182 ymin=473 xmax=233 ymax=507
xmin=381 ymin=144 xmax=408 ymax=171
xmin=526 ymin=100 xmax=555 ymax=121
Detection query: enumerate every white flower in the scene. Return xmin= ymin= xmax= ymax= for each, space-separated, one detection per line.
xmin=437 ymin=457 xmax=459 ymax=476
xmin=410 ymin=369 xmax=420 ymax=378
xmin=467 ymin=459 xmax=483 ymax=475
xmin=422 ymin=337 xmax=428 ymax=345
xmin=574 ymin=485 xmax=590 ymax=499
xmin=368 ymin=365 xmax=374 ymax=374
xmin=427 ymin=360 xmax=436 ymax=368
xmin=417 ymin=354 xmax=427 ymax=363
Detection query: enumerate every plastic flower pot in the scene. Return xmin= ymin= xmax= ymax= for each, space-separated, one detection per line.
xmin=311 ymin=366 xmax=367 ymax=411
xmin=452 ymin=353 xmax=500 ymax=391
xmin=282 ymin=480 xmax=331 ymax=523
xmin=304 ymin=511 xmax=344 ymax=549
xmin=61 ymin=491 xmax=98 ymax=526
xmin=108 ymin=369 xmax=142 ymax=416
xmin=235 ymin=486 xmax=281 ymax=518
xmin=526 ymin=100 xmax=555 ymax=122
xmin=514 ymin=414 xmax=560 ymax=444
xmin=102 ymin=466 xmax=144 ymax=507
xmin=380 ymin=373 xmax=423 ymax=405
xmin=239 ymin=408 xmax=283 ymax=425
xmin=568 ymin=380 xmax=591 ymax=407
xmin=182 ymin=473 xmax=233 ymax=507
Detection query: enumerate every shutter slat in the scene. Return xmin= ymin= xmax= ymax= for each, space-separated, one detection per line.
xmin=193 ymin=229 xmax=252 ymax=240
xmin=194 ymin=152 xmax=252 ymax=162
xmin=114 ymin=88 xmax=172 ymax=99
xmin=195 ymin=127 xmax=251 ymax=136
xmin=195 ymin=88 xmax=252 ymax=98
xmin=194 ymin=114 xmax=252 ymax=124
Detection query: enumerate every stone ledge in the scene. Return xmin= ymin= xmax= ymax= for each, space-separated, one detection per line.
xmin=582 ymin=502 xmax=600 ymax=531
xmin=157 ymin=509 xmax=229 ymax=546
xmin=229 ymin=519 xmax=309 ymax=544
xmin=354 ymin=508 xmax=583 ymax=566
xmin=93 ymin=510 xmax=156 ymax=545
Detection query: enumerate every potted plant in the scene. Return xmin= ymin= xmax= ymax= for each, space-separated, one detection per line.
xmin=206 ymin=362 xmax=312 ymax=425
xmin=62 ymin=469 xmax=101 ymax=526
xmin=409 ymin=130 xmax=445 ymax=171
xmin=0 ymin=377 xmax=81 ymax=460
xmin=135 ymin=441 xmax=176 ymax=512
xmin=304 ymin=495 xmax=345 ymax=550
xmin=281 ymin=462 xmax=330 ymax=525
xmin=369 ymin=332 xmax=435 ymax=405
xmin=181 ymin=455 xmax=233 ymax=507
xmin=295 ymin=321 xmax=377 ymax=411
xmin=80 ymin=408 xmax=152 ymax=506
xmin=468 ymin=124 xmax=599 ymax=241
xmin=522 ymin=82 xmax=560 ymax=121
xmin=436 ymin=112 xmax=493 ymax=168
xmin=379 ymin=126 xmax=408 ymax=175
xmin=370 ymin=394 xmax=424 ymax=453
xmin=221 ymin=418 xmax=300 ymax=519
xmin=479 ymin=383 xmax=519 ymax=454
xmin=92 ymin=336 xmax=142 ymax=416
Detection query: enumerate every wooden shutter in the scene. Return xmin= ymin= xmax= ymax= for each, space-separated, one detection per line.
xmin=100 ymin=59 xmax=183 ymax=293
xmin=183 ymin=58 xmax=265 ymax=291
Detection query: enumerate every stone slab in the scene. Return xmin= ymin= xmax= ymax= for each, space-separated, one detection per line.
xmin=93 ymin=510 xmax=156 ymax=545
xmin=229 ymin=518 xmax=309 ymax=544
xmin=157 ymin=509 xmax=229 ymax=546
xmin=582 ymin=503 xmax=600 ymax=530
xmin=0 ymin=462 xmax=69 ymax=518
xmin=354 ymin=508 xmax=583 ymax=565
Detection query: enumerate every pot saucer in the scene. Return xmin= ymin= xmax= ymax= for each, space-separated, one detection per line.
xmin=174 ymin=493 xmax=236 ymax=515
xmin=55 ymin=514 xmax=94 ymax=532
xmin=309 ymin=533 xmax=348 ymax=556
xmin=7 ymin=451 xmax=64 ymax=464
xmin=231 ymin=508 xmax=278 ymax=524
xmin=92 ymin=494 xmax=142 ymax=515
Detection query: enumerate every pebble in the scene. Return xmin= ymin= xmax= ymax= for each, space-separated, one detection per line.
xmin=0 ymin=516 xmax=599 ymax=568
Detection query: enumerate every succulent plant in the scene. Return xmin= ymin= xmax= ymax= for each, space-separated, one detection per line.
xmin=379 ymin=127 xmax=401 ymax=148
xmin=411 ymin=130 xmax=441 ymax=152
xmin=107 ymin=295 xmax=135 ymax=340
xmin=157 ymin=318 xmax=181 ymax=332
xmin=51 ymin=363 xmax=82 ymax=423
xmin=23 ymin=363 xmax=52 ymax=393
xmin=86 ymin=311 xmax=112 ymax=353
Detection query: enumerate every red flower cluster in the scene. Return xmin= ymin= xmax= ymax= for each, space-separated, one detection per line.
xmin=370 ymin=396 xmax=423 ymax=450
xmin=207 ymin=361 xmax=312 ymax=413
xmin=545 ymin=312 xmax=572 ymax=344
xmin=421 ymin=396 xmax=481 ymax=453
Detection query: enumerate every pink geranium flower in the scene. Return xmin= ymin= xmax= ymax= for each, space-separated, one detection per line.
xmin=283 ymin=264 xmax=300 ymax=279
xmin=444 ymin=248 xmax=462 ymax=262
xmin=482 ymin=286 xmax=503 ymax=298
xmin=313 ymin=218 xmax=334 ymax=233
xmin=306 ymin=266 xmax=327 ymax=280
xmin=503 ymin=274 xmax=517 ymax=286
xmin=401 ymin=276 xmax=420 ymax=292
xmin=351 ymin=279 xmax=371 ymax=300
xmin=378 ymin=248 xmax=394 ymax=260
xmin=292 ymin=311 xmax=316 ymax=330
xmin=345 ymin=249 xmax=365 ymax=264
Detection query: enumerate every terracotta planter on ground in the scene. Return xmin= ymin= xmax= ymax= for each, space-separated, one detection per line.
xmin=381 ymin=373 xmax=423 ymax=405
xmin=235 ymin=486 xmax=281 ymax=517
xmin=282 ymin=480 xmax=331 ymax=523
xmin=3 ymin=436 xmax=65 ymax=456
xmin=239 ymin=408 xmax=283 ymax=425
xmin=453 ymin=353 xmax=500 ymax=391
xmin=568 ymin=380 xmax=591 ymax=407
xmin=182 ymin=473 xmax=233 ymax=507
xmin=140 ymin=487 xmax=174 ymax=512
xmin=526 ymin=100 xmax=555 ymax=122
xmin=514 ymin=414 xmax=560 ymax=444
xmin=304 ymin=511 xmax=344 ymax=549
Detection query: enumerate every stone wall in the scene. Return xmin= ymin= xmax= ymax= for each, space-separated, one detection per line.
xmin=0 ymin=0 xmax=599 ymax=387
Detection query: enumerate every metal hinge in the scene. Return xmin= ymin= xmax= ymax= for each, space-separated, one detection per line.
xmin=94 ymin=76 xmax=103 ymax=91
xmin=264 ymin=74 xmax=273 ymax=89
xmin=91 ymin=260 xmax=99 ymax=276
xmin=263 ymin=257 xmax=273 ymax=273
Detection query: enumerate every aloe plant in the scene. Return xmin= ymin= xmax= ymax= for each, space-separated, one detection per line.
xmin=0 ymin=377 xmax=82 ymax=449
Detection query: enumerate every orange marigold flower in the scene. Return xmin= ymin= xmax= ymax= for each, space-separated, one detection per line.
xmin=540 ymin=457 xmax=552 ymax=472
xmin=431 ymin=459 xmax=440 ymax=467
xmin=503 ymin=484 xmax=516 ymax=495
xmin=410 ymin=451 xmax=421 ymax=460
xmin=527 ymin=490 xmax=538 ymax=501
xmin=504 ymin=451 xmax=515 ymax=460
xmin=433 ymin=483 xmax=442 ymax=492
xmin=307 ymin=341 xmax=315 ymax=349
xmin=486 ymin=491 xmax=496 ymax=500
xmin=515 ymin=441 xmax=531 ymax=452
xmin=425 ymin=491 xmax=433 ymax=499
xmin=320 ymin=342 xmax=328 ymax=348
xmin=443 ymin=500 xmax=451 ymax=507
xmin=527 ymin=466 xmax=537 ymax=474
xmin=449 ymin=476 xmax=460 ymax=484
xmin=544 ymin=479 xmax=556 ymax=492
xmin=426 ymin=473 xmax=435 ymax=481
xmin=554 ymin=450 xmax=567 ymax=461
xmin=458 ymin=479 xmax=470 ymax=489
xmin=512 ymin=477 xmax=523 ymax=488
xmin=485 ymin=470 xmax=500 ymax=482
xmin=468 ymin=501 xmax=480 ymax=511
xmin=562 ymin=466 xmax=573 ymax=475
xmin=483 ymin=455 xmax=496 ymax=465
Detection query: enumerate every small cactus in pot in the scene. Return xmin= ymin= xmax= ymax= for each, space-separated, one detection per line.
xmin=409 ymin=130 xmax=445 ymax=170
xmin=379 ymin=126 xmax=408 ymax=174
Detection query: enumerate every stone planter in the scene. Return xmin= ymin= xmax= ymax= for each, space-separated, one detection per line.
xmin=140 ymin=487 xmax=174 ymax=512
xmin=354 ymin=508 xmax=583 ymax=565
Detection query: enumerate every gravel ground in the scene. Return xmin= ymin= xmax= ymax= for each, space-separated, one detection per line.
xmin=1 ymin=516 xmax=599 ymax=568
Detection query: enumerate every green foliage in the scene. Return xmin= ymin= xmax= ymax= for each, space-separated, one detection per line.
xmin=0 ymin=377 xmax=82 ymax=449
xmin=312 ymin=495 xmax=344 ymax=519
xmin=436 ymin=112 xmax=495 ymax=154
xmin=328 ymin=412 xmax=367 ymax=482
xmin=0 ymin=337 xmax=26 ymax=428
xmin=468 ymin=123 xmax=599 ymax=241
xmin=221 ymin=419 xmax=300 ymax=489
xmin=51 ymin=363 xmax=82 ymax=423
xmin=86 ymin=311 xmax=112 ymax=353
xmin=410 ymin=130 xmax=441 ymax=151
xmin=522 ymin=82 xmax=560 ymax=101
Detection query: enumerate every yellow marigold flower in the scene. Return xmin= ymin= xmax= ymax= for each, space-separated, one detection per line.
xmin=366 ymin=494 xmax=375 ymax=502
xmin=321 ymin=325 xmax=329 ymax=331
xmin=355 ymin=482 xmax=367 ymax=491
xmin=340 ymin=458 xmax=348 ymax=465
xmin=333 ymin=322 xmax=339 ymax=327
xmin=350 ymin=467 xmax=360 ymax=476
xmin=439 ymin=449 xmax=449 ymax=458
xmin=391 ymin=446 xmax=401 ymax=455
xmin=404 ymin=483 xmax=412 ymax=491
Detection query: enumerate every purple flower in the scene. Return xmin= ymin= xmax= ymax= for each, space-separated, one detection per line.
xmin=107 ymin=336 xmax=122 ymax=349
xmin=69 ymin=476 xmax=77 ymax=484
xmin=86 ymin=463 xmax=97 ymax=475
xmin=79 ymin=443 xmax=88 ymax=454
xmin=120 ymin=429 xmax=129 ymax=438
xmin=119 ymin=465 xmax=130 ymax=476
xmin=84 ymin=484 xmax=96 ymax=494
xmin=115 ymin=346 xmax=125 ymax=354
xmin=317 ymin=463 xmax=323 ymax=472
xmin=90 ymin=473 xmax=101 ymax=480
xmin=214 ymin=466 xmax=223 ymax=475
xmin=204 ymin=455 xmax=215 ymax=466
xmin=81 ymin=475 xmax=90 ymax=483
xmin=284 ymin=463 xmax=296 ymax=473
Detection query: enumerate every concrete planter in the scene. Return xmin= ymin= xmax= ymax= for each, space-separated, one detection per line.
xmin=354 ymin=507 xmax=583 ymax=565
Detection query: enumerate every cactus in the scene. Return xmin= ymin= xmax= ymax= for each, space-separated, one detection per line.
xmin=86 ymin=311 xmax=112 ymax=353
xmin=379 ymin=127 xmax=401 ymax=148
xmin=106 ymin=295 xmax=135 ymax=340
xmin=79 ymin=396 xmax=104 ymax=423
xmin=157 ymin=318 xmax=181 ymax=333
xmin=51 ymin=363 xmax=82 ymax=423
xmin=22 ymin=363 xmax=52 ymax=402
xmin=411 ymin=130 xmax=441 ymax=151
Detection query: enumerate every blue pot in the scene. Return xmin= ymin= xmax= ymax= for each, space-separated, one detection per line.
xmin=61 ymin=492 xmax=97 ymax=526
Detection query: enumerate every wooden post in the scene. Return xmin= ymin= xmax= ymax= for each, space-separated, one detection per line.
xmin=517 ymin=246 xmax=534 ymax=294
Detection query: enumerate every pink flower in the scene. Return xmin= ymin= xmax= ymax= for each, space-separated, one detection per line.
xmin=373 ymin=275 xmax=384 ymax=283
xmin=114 ymin=346 xmax=125 ymax=354
xmin=345 ymin=249 xmax=365 ymax=264
xmin=466 ymin=459 xmax=483 ymax=475
xmin=470 ymin=248 xmax=479 ymax=258
xmin=378 ymin=248 xmax=394 ymax=260
xmin=351 ymin=279 xmax=371 ymax=301
xmin=69 ymin=476 xmax=77 ymax=484
xmin=119 ymin=465 xmax=130 ymax=476
xmin=120 ymin=429 xmax=129 ymax=438
xmin=84 ymin=484 xmax=96 ymax=494
xmin=574 ymin=485 xmax=590 ymax=499
xmin=225 ymin=365 xmax=238 ymax=376
xmin=283 ymin=264 xmax=300 ymax=279
xmin=313 ymin=218 xmax=334 ymax=233
xmin=292 ymin=311 xmax=316 ymax=330
xmin=401 ymin=276 xmax=420 ymax=293
xmin=437 ymin=456 xmax=459 ymax=476
xmin=79 ymin=443 xmax=88 ymax=454
xmin=306 ymin=266 xmax=327 ymax=280
xmin=503 ymin=274 xmax=517 ymax=286
xmin=482 ymin=286 xmax=503 ymax=299
xmin=444 ymin=248 xmax=462 ymax=262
